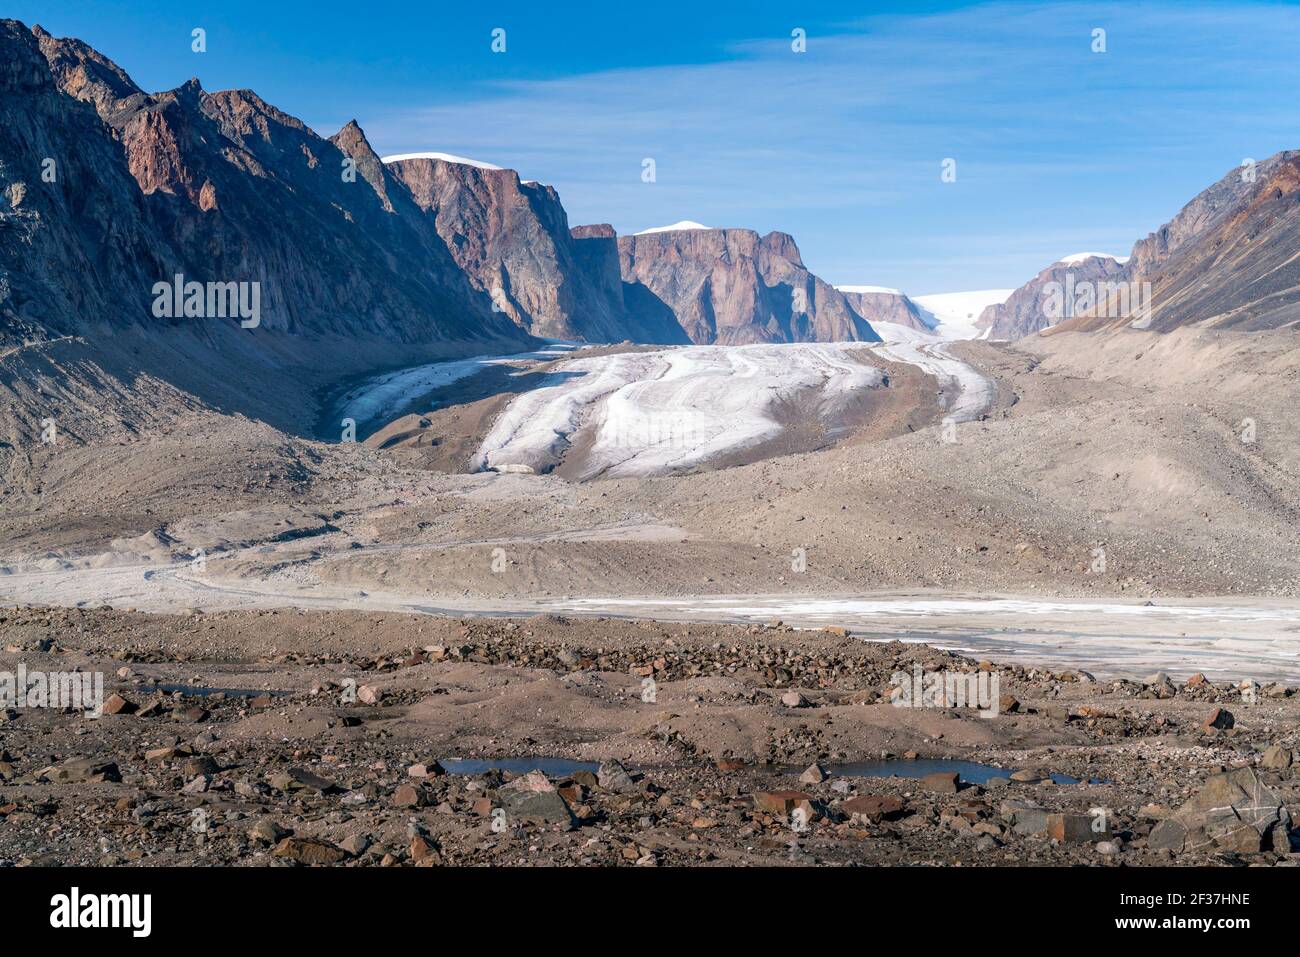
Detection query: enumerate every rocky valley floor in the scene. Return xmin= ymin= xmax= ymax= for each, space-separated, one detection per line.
xmin=0 ymin=606 xmax=1297 ymax=867
xmin=0 ymin=327 xmax=1297 ymax=868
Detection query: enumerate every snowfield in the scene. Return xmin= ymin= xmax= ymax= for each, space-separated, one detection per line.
xmin=473 ymin=343 xmax=885 ymax=478
xmin=634 ymin=220 xmax=713 ymax=234
xmin=1056 ymin=251 xmax=1130 ymax=265
xmin=912 ymin=289 xmax=1014 ymax=340
xmin=380 ymin=151 xmax=504 ymax=170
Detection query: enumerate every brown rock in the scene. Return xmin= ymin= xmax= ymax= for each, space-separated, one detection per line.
xmin=272 ymin=837 xmax=346 ymax=866
xmin=753 ymin=790 xmax=815 ymax=815
xmin=919 ymin=771 xmax=960 ymax=793
xmin=1046 ymin=812 xmax=1110 ymax=843
xmin=842 ymin=794 xmax=906 ymax=823
xmin=392 ymin=784 xmax=424 ymax=808
xmin=1203 ymin=707 xmax=1234 ymax=731
xmin=799 ymin=763 xmax=827 ymax=784
xmin=101 ymin=693 xmax=137 ymax=715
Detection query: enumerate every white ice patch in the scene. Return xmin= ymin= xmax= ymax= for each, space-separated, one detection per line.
xmin=634 ymin=220 xmax=713 ymax=234
xmin=337 ymin=343 xmax=577 ymax=426
xmin=835 ymin=284 xmax=903 ymax=295
xmin=867 ymin=327 xmax=993 ymax=422
xmin=544 ymin=595 xmax=1300 ymax=681
xmin=912 ymin=289 xmax=1014 ymax=341
xmin=473 ymin=343 xmax=885 ymax=478
xmin=380 ymin=151 xmax=504 ymax=170
xmin=1057 ymin=251 xmax=1130 ymax=265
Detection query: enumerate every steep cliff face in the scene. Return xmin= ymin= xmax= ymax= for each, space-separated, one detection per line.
xmin=385 ymin=157 xmax=639 ymax=342
xmin=3 ymin=20 xmax=522 ymax=350
xmin=1049 ymin=152 xmax=1300 ymax=336
xmin=569 ymin=224 xmax=689 ymax=344
xmin=836 ymin=287 xmax=934 ymax=334
xmin=617 ymin=227 xmax=879 ymax=345
xmin=0 ymin=21 xmax=172 ymax=346
xmin=978 ymin=255 xmax=1128 ymax=340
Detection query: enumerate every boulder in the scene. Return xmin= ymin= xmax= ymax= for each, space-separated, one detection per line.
xmin=842 ymin=794 xmax=906 ymax=823
xmin=596 ymin=760 xmax=638 ymax=794
xmin=272 ymin=837 xmax=347 ymax=866
xmin=1168 ymin=767 xmax=1288 ymax=854
xmin=499 ymin=771 xmax=575 ymax=825
xmin=919 ymin=771 xmax=959 ymax=793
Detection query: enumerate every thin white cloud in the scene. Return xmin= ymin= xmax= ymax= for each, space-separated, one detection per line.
xmin=353 ymin=0 xmax=1300 ymax=290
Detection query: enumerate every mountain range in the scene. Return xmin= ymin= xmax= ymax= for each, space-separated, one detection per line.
xmin=2 ymin=17 xmax=1296 ymax=447
xmin=0 ymin=18 xmax=881 ymax=412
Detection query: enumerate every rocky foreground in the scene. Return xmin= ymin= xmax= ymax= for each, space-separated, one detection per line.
xmin=0 ymin=606 xmax=1296 ymax=866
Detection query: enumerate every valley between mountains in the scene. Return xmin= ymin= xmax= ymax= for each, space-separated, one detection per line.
xmin=1 ymin=17 xmax=1299 ymax=870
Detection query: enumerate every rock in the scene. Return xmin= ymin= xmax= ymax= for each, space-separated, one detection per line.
xmin=249 ymin=818 xmax=288 ymax=844
xmin=1186 ymin=673 xmax=1209 ymax=687
xmin=1096 ymin=840 xmax=1121 ymax=856
xmin=1142 ymin=672 xmax=1178 ymax=698
xmin=1046 ymin=812 xmax=1110 ymax=843
xmin=753 ymin=790 xmax=816 ymax=816
xmin=799 ymin=763 xmax=827 ymax=784
xmin=272 ymin=837 xmax=347 ymax=866
xmin=1203 ymin=707 xmax=1234 ymax=731
xmin=357 ymin=685 xmax=383 ymax=705
xmin=1170 ymin=767 xmax=1288 ymax=854
xmin=919 ymin=771 xmax=959 ymax=793
xmin=1148 ymin=819 xmax=1188 ymax=852
xmin=339 ymin=834 xmax=370 ymax=856
xmin=41 ymin=757 xmax=121 ymax=783
xmin=408 ymin=761 xmax=446 ymax=778
xmin=409 ymin=835 xmax=439 ymax=864
xmin=1012 ymin=810 xmax=1050 ymax=836
xmin=1009 ymin=768 xmax=1047 ymax=783
xmin=1001 ymin=799 xmax=1049 ymax=835
xmin=780 ymin=691 xmax=808 ymax=708
xmin=183 ymin=755 xmax=219 ymax=777
xmin=998 ymin=693 xmax=1020 ymax=714
xmin=392 ymin=784 xmax=425 ymax=808
xmin=499 ymin=771 xmax=575 ymax=825
xmin=101 ymin=693 xmax=137 ymax=715
xmin=842 ymin=794 xmax=906 ymax=823
xmin=596 ymin=760 xmax=638 ymax=794
xmin=1260 ymin=744 xmax=1293 ymax=770
xmin=270 ymin=767 xmax=336 ymax=793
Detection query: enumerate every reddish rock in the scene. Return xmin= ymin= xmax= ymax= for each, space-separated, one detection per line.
xmin=392 ymin=784 xmax=424 ymax=808
xmin=842 ymin=794 xmax=907 ymax=823
xmin=101 ymin=693 xmax=136 ymax=715
xmin=272 ymin=838 xmax=346 ymax=866
xmin=919 ymin=772 xmax=960 ymax=793
xmin=1203 ymin=708 xmax=1235 ymax=731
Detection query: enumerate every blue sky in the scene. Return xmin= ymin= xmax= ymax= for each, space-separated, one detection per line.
xmin=15 ymin=0 xmax=1300 ymax=292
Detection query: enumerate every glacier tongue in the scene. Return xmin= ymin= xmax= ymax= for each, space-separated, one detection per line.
xmin=474 ymin=343 xmax=885 ymax=478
